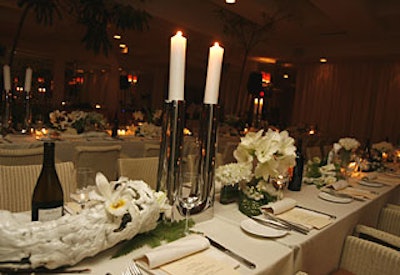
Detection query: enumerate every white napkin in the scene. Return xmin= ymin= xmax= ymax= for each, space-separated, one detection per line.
xmin=328 ymin=180 xmax=349 ymax=190
xmin=137 ymin=234 xmax=210 ymax=269
xmin=261 ymin=198 xmax=297 ymax=215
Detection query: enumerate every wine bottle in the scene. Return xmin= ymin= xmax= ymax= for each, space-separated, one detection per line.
xmin=32 ymin=142 xmax=64 ymax=221
xmin=288 ymin=138 xmax=304 ymax=191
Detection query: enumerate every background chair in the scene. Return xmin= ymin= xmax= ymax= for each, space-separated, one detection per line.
xmin=74 ymin=145 xmax=121 ymax=181
xmin=0 ymin=162 xmax=76 ymax=212
xmin=0 ymin=146 xmax=43 ymax=165
xmin=143 ymin=143 xmax=160 ymax=157
xmin=118 ymin=157 xmax=159 ymax=189
xmin=334 ymin=236 xmax=400 ymax=275
xmin=377 ymin=207 xmax=400 ymax=236
xmin=355 ymin=224 xmax=400 ymax=251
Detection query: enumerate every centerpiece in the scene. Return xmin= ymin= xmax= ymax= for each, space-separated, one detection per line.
xmin=49 ymin=110 xmax=107 ymax=134
xmin=215 ymin=129 xmax=297 ymax=216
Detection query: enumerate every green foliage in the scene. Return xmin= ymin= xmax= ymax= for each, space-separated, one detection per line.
xmin=112 ymin=219 xmax=195 ymax=258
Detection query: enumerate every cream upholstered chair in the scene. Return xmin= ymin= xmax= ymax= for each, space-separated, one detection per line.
xmin=334 ymin=236 xmax=400 ymax=275
xmin=0 ymin=146 xmax=43 ymax=165
xmin=143 ymin=143 xmax=160 ymax=157
xmin=385 ymin=203 xmax=400 ymax=211
xmin=355 ymin=224 xmax=400 ymax=251
xmin=74 ymin=145 xmax=121 ymax=181
xmin=0 ymin=162 xmax=76 ymax=212
xmin=118 ymin=157 xmax=159 ymax=189
xmin=377 ymin=207 xmax=400 ymax=236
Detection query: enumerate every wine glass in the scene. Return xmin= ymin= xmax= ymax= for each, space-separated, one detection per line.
xmin=270 ymin=173 xmax=290 ymax=200
xmin=75 ymin=167 xmax=95 ymax=209
xmin=177 ymin=171 xmax=205 ymax=235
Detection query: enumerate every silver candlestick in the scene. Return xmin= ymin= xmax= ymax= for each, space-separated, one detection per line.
xmin=157 ymin=100 xmax=185 ymax=220
xmin=1 ymin=89 xmax=12 ymax=130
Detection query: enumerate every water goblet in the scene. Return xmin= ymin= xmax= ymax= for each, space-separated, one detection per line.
xmin=177 ymin=171 xmax=205 ymax=235
xmin=270 ymin=173 xmax=290 ymax=200
xmin=75 ymin=168 xmax=95 ymax=209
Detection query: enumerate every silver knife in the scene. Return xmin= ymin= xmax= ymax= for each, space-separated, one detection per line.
xmin=263 ymin=213 xmax=310 ymax=235
xmin=250 ymin=216 xmax=291 ymax=231
xmin=205 ymin=236 xmax=256 ymax=269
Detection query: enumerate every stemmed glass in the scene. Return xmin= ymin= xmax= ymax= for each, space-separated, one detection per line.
xmin=270 ymin=173 xmax=290 ymax=200
xmin=177 ymin=170 xmax=205 ymax=235
xmin=75 ymin=168 xmax=95 ymax=209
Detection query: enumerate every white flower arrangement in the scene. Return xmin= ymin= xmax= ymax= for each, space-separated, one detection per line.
xmin=216 ymin=129 xmax=296 ymax=204
xmin=336 ymin=137 xmax=360 ymax=151
xmin=233 ymin=129 xmax=297 ymax=181
xmin=372 ymin=141 xmax=393 ymax=153
xmin=49 ymin=110 xmax=71 ymax=131
xmin=138 ymin=122 xmax=161 ymax=137
xmin=304 ymin=157 xmax=339 ymax=188
xmin=49 ymin=110 xmax=107 ymax=133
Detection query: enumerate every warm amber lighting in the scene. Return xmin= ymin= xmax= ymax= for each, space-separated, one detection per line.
xmin=121 ymin=47 xmax=129 ymax=54
xmin=183 ymin=128 xmax=192 ymax=136
xmin=261 ymin=71 xmax=271 ymax=84
xmin=95 ymin=104 xmax=101 ymax=109
xmin=382 ymin=152 xmax=388 ymax=161
xmin=283 ymin=74 xmax=289 ymax=79
xmin=37 ymin=77 xmax=45 ymax=83
xmin=320 ymin=57 xmax=328 ymax=63
xmin=38 ymin=87 xmax=46 ymax=93
xmin=113 ymin=34 xmax=121 ymax=40
xmin=119 ymin=43 xmax=126 ymax=48
xmin=225 ymin=0 xmax=236 ymax=3
xmin=251 ymin=56 xmax=277 ymax=64
xmin=61 ymin=101 xmax=66 ymax=106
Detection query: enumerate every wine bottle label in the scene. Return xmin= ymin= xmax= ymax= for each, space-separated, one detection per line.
xmin=37 ymin=206 xmax=63 ymax=222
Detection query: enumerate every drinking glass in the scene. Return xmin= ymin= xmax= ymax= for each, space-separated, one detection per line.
xmin=177 ymin=171 xmax=205 ymax=234
xmin=270 ymin=173 xmax=290 ymax=200
xmin=75 ymin=167 xmax=95 ymax=208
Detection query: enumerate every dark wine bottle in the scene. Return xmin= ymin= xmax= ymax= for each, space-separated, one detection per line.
xmin=32 ymin=142 xmax=64 ymax=221
xmin=288 ymin=138 xmax=304 ymax=191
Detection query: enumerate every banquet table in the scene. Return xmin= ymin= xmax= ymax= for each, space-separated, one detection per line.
xmin=212 ymin=177 xmax=400 ymax=275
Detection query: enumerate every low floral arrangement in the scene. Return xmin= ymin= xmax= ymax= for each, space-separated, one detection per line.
xmin=137 ymin=122 xmax=161 ymax=137
xmin=49 ymin=110 xmax=107 ymax=134
xmin=372 ymin=141 xmax=393 ymax=153
xmin=329 ymin=137 xmax=360 ymax=167
xmin=0 ymin=173 xmax=168 ymax=270
xmin=303 ymin=157 xmax=340 ymax=188
xmin=215 ymin=129 xmax=297 ymax=216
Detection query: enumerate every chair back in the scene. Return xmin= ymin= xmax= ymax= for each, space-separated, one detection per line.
xmin=74 ymin=145 xmax=121 ymax=181
xmin=143 ymin=143 xmax=160 ymax=157
xmin=0 ymin=146 xmax=43 ymax=166
xmin=377 ymin=207 xmax=400 ymax=236
xmin=338 ymin=236 xmax=400 ymax=275
xmin=0 ymin=162 xmax=77 ymax=212
xmin=118 ymin=157 xmax=159 ymax=189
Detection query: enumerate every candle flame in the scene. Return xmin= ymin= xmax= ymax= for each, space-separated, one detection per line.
xmin=176 ymin=31 xmax=183 ymax=36
xmin=214 ymin=42 xmax=219 ymax=47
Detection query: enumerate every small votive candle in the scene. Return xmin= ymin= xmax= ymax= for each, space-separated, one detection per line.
xmin=382 ymin=152 xmax=388 ymax=161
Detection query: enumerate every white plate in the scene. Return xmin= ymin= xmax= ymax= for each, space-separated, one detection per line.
xmin=240 ymin=219 xmax=288 ymax=238
xmin=318 ymin=192 xmax=353 ymax=204
xmin=357 ymin=180 xmax=383 ymax=188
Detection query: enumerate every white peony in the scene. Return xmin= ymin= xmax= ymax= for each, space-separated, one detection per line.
xmin=338 ymin=137 xmax=360 ymax=151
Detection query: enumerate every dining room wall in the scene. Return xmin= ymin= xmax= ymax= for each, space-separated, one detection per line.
xmin=292 ymin=59 xmax=400 ymax=144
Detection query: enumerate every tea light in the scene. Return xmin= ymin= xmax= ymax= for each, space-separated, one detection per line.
xmin=382 ymin=152 xmax=388 ymax=161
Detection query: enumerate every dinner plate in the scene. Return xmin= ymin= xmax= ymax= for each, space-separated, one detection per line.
xmin=240 ymin=218 xmax=288 ymax=238
xmin=357 ymin=180 xmax=383 ymax=188
xmin=318 ymin=192 xmax=353 ymax=204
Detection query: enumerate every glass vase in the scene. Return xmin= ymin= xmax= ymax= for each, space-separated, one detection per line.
xmin=219 ymin=183 xmax=239 ymax=204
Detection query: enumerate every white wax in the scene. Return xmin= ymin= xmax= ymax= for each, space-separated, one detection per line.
xmin=24 ymin=67 xmax=33 ymax=92
xmin=258 ymin=98 xmax=264 ymax=115
xmin=3 ymin=64 xmax=11 ymax=91
xmin=168 ymin=31 xmax=186 ymax=101
xmin=204 ymin=42 xmax=224 ymax=104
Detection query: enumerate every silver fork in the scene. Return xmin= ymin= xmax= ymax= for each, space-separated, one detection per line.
xmin=123 ymin=260 xmax=142 ymax=275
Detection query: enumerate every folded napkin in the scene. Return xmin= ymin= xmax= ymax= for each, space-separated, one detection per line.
xmin=327 ymin=180 xmax=349 ymax=190
xmin=260 ymin=198 xmax=297 ymax=215
xmin=136 ymin=235 xmax=209 ymax=269
xmin=136 ymin=235 xmax=239 ymax=275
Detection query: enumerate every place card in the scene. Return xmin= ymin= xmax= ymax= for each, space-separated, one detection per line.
xmin=160 ymin=249 xmax=240 ymax=275
xmin=277 ymin=208 xmax=333 ymax=230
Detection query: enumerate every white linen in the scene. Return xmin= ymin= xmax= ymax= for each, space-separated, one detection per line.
xmin=261 ymin=198 xmax=297 ymax=214
xmin=137 ymin=235 xmax=209 ymax=269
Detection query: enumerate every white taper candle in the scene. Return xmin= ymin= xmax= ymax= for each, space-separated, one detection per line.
xmin=204 ymin=42 xmax=224 ymax=104
xmin=168 ymin=31 xmax=186 ymax=101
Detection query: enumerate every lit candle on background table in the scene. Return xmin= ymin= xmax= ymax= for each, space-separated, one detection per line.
xmin=204 ymin=42 xmax=224 ymax=104
xmin=24 ymin=67 xmax=33 ymax=92
xmin=3 ymin=64 xmax=11 ymax=91
xmin=253 ymin=98 xmax=258 ymax=117
xmin=258 ymin=98 xmax=263 ymax=116
xmin=168 ymin=31 xmax=186 ymax=101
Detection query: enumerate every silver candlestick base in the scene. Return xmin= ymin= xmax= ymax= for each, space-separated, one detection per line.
xmin=156 ymin=100 xmax=185 ymax=220
xmin=1 ymin=89 xmax=13 ymax=131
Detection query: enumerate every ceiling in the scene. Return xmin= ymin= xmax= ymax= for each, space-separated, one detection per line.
xmin=1 ymin=0 xmax=400 ymax=72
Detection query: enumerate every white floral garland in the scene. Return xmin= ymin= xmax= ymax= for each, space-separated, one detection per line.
xmin=0 ymin=173 xmax=167 ymax=270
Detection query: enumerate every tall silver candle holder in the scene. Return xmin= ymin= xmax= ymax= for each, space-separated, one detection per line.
xmin=1 ymin=89 xmax=13 ymax=130
xmin=192 ymin=103 xmax=219 ymax=216
xmin=22 ymin=90 xmax=31 ymax=133
xmin=156 ymin=100 xmax=185 ymax=220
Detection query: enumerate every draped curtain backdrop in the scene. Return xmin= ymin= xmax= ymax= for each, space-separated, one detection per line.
xmin=292 ymin=60 xmax=400 ymax=144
